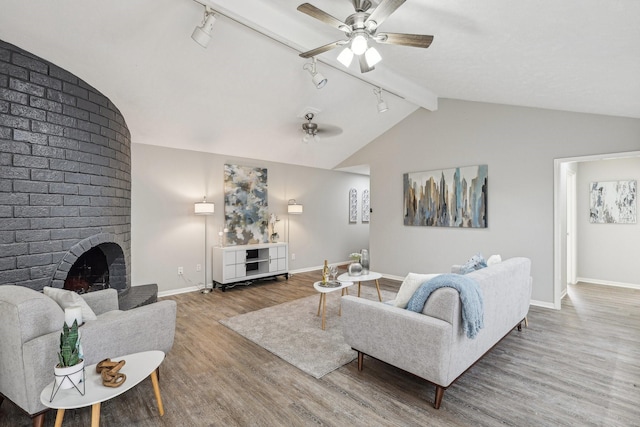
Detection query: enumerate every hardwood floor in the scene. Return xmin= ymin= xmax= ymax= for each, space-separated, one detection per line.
xmin=1 ymin=274 xmax=639 ymax=426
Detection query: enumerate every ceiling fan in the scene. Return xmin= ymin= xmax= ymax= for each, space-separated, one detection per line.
xmin=297 ymin=0 xmax=434 ymax=73
xmin=301 ymin=113 xmax=342 ymax=143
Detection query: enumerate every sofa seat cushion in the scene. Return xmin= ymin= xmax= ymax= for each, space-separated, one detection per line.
xmin=43 ymin=287 xmax=97 ymax=322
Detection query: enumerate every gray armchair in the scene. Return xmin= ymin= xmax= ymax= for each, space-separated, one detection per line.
xmin=0 ymin=285 xmax=177 ymax=427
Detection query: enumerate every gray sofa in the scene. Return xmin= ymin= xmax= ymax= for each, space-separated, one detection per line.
xmin=0 ymin=285 xmax=177 ymax=427
xmin=341 ymin=257 xmax=532 ymax=409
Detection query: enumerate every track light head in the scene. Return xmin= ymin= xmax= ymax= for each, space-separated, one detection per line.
xmin=373 ymin=87 xmax=389 ymax=113
xmin=192 ymin=9 xmax=217 ymax=48
xmin=303 ymin=58 xmax=328 ymax=89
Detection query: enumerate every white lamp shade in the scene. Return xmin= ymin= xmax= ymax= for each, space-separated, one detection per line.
xmin=351 ymin=34 xmax=368 ymax=55
xmin=288 ymin=203 xmax=303 ymax=214
xmin=365 ymin=47 xmax=382 ymax=67
xmin=195 ymin=201 xmax=215 ymax=215
xmin=337 ymin=47 xmax=354 ymax=67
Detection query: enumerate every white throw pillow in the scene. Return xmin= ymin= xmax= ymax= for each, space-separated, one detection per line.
xmin=487 ymin=254 xmax=502 ymax=266
xmin=394 ymin=273 xmax=440 ymax=308
xmin=43 ymin=287 xmax=97 ymax=322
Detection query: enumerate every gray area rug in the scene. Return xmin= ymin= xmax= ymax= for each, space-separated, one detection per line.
xmin=220 ymin=285 xmax=395 ymax=379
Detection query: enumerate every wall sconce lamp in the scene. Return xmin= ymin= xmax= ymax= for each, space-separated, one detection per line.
xmin=194 ymin=197 xmax=214 ymax=294
xmin=373 ymin=87 xmax=389 ymax=113
xmin=192 ymin=7 xmax=217 ymax=48
xmin=287 ymin=199 xmax=303 ymax=214
xmin=303 ymin=57 xmax=328 ymax=89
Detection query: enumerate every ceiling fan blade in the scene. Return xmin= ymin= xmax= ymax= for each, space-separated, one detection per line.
xmin=364 ymin=0 xmax=406 ymax=30
xmin=317 ymin=124 xmax=343 ymax=137
xmin=359 ymin=54 xmax=375 ymax=73
xmin=299 ymin=40 xmax=346 ymax=58
xmin=376 ymin=33 xmax=434 ymax=48
xmin=297 ymin=3 xmax=350 ymax=32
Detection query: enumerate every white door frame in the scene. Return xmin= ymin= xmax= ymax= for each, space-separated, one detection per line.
xmin=566 ymin=168 xmax=576 ymax=287
xmin=553 ymin=150 xmax=640 ymax=309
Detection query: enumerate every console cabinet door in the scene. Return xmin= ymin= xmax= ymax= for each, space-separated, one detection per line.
xmin=268 ymin=247 xmax=278 ymax=272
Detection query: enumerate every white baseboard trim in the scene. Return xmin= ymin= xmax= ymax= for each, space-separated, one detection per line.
xmin=158 ymin=286 xmax=200 ymax=298
xmin=530 ymin=299 xmax=555 ymax=309
xmin=575 ymin=277 xmax=640 ymax=290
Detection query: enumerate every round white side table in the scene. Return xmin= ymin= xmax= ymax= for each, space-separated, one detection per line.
xmin=337 ymin=271 xmax=383 ymax=302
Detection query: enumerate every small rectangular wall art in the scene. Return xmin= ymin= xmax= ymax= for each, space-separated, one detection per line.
xmin=589 ymin=180 xmax=637 ymax=224
xmin=349 ymin=188 xmax=358 ymax=223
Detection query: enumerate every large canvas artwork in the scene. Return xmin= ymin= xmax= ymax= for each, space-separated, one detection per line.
xmin=224 ymin=164 xmax=269 ymax=245
xmin=589 ymin=180 xmax=636 ymax=224
xmin=404 ymin=165 xmax=488 ymax=228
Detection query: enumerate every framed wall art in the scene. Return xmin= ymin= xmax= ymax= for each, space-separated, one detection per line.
xmin=362 ymin=189 xmax=370 ymax=222
xmin=349 ymin=188 xmax=358 ymax=223
xmin=589 ymin=180 xmax=636 ymax=224
xmin=403 ymin=164 xmax=488 ymax=228
xmin=224 ymin=164 xmax=269 ymax=245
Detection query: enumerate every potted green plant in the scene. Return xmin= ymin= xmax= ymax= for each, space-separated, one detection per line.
xmin=54 ymin=320 xmax=84 ymax=390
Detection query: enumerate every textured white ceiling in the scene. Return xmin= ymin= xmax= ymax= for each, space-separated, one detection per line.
xmin=1 ymin=0 xmax=639 ymax=171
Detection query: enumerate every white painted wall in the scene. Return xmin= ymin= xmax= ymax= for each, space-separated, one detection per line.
xmin=131 ymin=143 xmax=369 ymax=294
xmin=576 ymin=157 xmax=640 ymax=286
xmin=338 ymin=99 xmax=640 ymax=304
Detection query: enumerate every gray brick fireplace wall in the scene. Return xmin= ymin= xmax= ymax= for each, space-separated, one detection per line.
xmin=0 ymin=39 xmax=131 ymax=292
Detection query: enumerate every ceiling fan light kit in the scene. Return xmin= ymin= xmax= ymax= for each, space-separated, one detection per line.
xmin=297 ymin=0 xmax=434 ymax=74
xmin=302 ymin=113 xmax=320 ymax=143
xmin=192 ymin=7 xmax=217 ymax=48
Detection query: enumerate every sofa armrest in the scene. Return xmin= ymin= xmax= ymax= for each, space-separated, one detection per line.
xmin=341 ymin=296 xmax=454 ymax=386
xmin=78 ymin=299 xmax=177 ymax=365
xmin=81 ymin=289 xmax=119 ymax=315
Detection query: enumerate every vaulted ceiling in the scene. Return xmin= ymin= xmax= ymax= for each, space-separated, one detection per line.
xmin=1 ymin=0 xmax=639 ymax=172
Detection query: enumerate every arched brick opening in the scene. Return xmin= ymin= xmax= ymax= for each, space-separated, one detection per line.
xmin=50 ymin=233 xmax=128 ymax=291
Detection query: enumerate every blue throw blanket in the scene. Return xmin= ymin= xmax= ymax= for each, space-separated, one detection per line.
xmin=406 ymin=273 xmax=484 ymax=339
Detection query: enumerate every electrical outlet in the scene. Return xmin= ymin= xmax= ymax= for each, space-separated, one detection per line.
xmin=177 ymin=266 xmax=184 ymax=275
xmin=196 ymin=264 xmax=201 ymax=272
xmin=291 ymin=253 xmax=296 ymax=260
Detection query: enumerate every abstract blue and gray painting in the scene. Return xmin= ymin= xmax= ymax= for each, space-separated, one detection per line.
xmin=403 ymin=165 xmax=488 ymax=228
xmin=224 ymin=164 xmax=269 ymax=244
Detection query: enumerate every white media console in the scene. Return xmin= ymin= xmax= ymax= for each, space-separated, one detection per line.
xmin=212 ymin=242 xmax=288 ymax=291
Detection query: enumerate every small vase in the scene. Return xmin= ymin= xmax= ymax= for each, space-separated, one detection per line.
xmin=360 ymin=249 xmax=370 ymax=274
xmin=348 ymin=262 xmax=363 ymax=276
xmin=54 ymin=359 xmax=84 ymax=390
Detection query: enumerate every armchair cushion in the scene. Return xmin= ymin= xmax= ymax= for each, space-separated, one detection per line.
xmin=81 ymin=288 xmax=119 ymax=315
xmin=43 ymin=287 xmax=97 ymax=321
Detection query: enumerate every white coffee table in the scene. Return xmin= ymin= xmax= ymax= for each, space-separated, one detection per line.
xmin=313 ymin=280 xmax=354 ymax=330
xmin=337 ymin=271 xmax=383 ymax=302
xmin=41 ymin=350 xmax=165 ymax=427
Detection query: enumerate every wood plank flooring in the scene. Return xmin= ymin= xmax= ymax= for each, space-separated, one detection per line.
xmin=1 ymin=272 xmax=639 ymax=426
